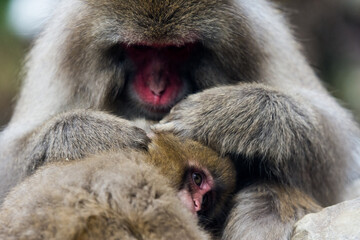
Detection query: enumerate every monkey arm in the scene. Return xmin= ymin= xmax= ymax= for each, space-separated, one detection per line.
xmin=155 ymin=83 xmax=350 ymax=205
xmin=222 ymin=183 xmax=321 ymax=240
xmin=0 ymin=110 xmax=150 ymax=201
xmin=155 ymin=83 xmax=357 ymax=239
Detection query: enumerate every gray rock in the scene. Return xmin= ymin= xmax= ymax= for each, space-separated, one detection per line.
xmin=292 ymin=198 xmax=360 ymax=240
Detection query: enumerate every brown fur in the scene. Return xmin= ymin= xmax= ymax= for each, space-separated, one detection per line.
xmin=0 ymin=134 xmax=235 ymax=240
xmin=0 ymin=0 xmax=359 ymax=239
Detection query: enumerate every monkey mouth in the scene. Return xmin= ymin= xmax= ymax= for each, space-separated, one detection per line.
xmin=133 ymin=86 xmax=183 ymax=117
xmin=146 ymin=105 xmax=171 ymax=113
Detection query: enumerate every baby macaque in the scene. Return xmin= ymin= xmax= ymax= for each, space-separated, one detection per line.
xmin=0 ymin=133 xmax=236 ymax=240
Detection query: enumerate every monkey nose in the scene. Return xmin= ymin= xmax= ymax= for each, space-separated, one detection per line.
xmin=151 ymin=88 xmax=165 ymax=96
xmin=193 ymin=199 xmax=202 ymax=212
xmin=149 ymin=78 xmax=167 ymax=96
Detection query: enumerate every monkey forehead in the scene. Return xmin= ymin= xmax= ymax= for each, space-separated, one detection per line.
xmin=82 ymin=0 xmax=233 ymax=45
xmin=149 ymin=133 xmax=236 ymax=189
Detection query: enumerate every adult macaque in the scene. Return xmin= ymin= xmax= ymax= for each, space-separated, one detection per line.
xmin=0 ymin=0 xmax=359 ymax=239
xmin=0 ymin=133 xmax=236 ymax=240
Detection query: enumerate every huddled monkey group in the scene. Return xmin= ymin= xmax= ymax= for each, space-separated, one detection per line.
xmin=0 ymin=0 xmax=359 ymax=239
xmin=0 ymin=133 xmax=236 ymax=239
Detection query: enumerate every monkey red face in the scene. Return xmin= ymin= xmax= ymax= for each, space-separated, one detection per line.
xmin=124 ymin=44 xmax=194 ymax=113
xmin=178 ymin=167 xmax=214 ymax=215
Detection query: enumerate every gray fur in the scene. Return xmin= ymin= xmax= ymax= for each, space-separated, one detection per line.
xmin=0 ymin=0 xmax=359 ymax=239
xmin=222 ymin=184 xmax=321 ymax=240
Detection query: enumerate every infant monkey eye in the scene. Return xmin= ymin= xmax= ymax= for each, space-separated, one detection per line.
xmin=192 ymin=172 xmax=203 ymax=186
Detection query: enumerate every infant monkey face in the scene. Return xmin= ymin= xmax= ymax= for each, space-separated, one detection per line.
xmin=147 ymin=133 xmax=236 ymax=221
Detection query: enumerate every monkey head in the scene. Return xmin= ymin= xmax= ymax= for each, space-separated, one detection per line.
xmin=147 ymin=133 xmax=236 ymax=224
xmin=57 ymin=0 xmax=259 ymax=120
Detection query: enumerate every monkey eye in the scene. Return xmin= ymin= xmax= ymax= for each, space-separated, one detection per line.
xmin=192 ymin=172 xmax=203 ymax=186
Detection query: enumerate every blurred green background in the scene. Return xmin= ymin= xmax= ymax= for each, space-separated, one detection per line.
xmin=0 ymin=0 xmax=25 ymax=127
xmin=0 ymin=0 xmax=359 ymax=128
xmin=277 ymin=0 xmax=360 ymax=121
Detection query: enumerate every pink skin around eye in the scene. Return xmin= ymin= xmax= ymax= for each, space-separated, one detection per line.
xmin=177 ymin=171 xmax=214 ymax=215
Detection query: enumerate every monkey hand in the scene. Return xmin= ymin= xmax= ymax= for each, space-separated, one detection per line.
xmin=154 ymin=84 xmax=321 ymax=168
xmin=23 ymin=110 xmax=150 ymax=173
